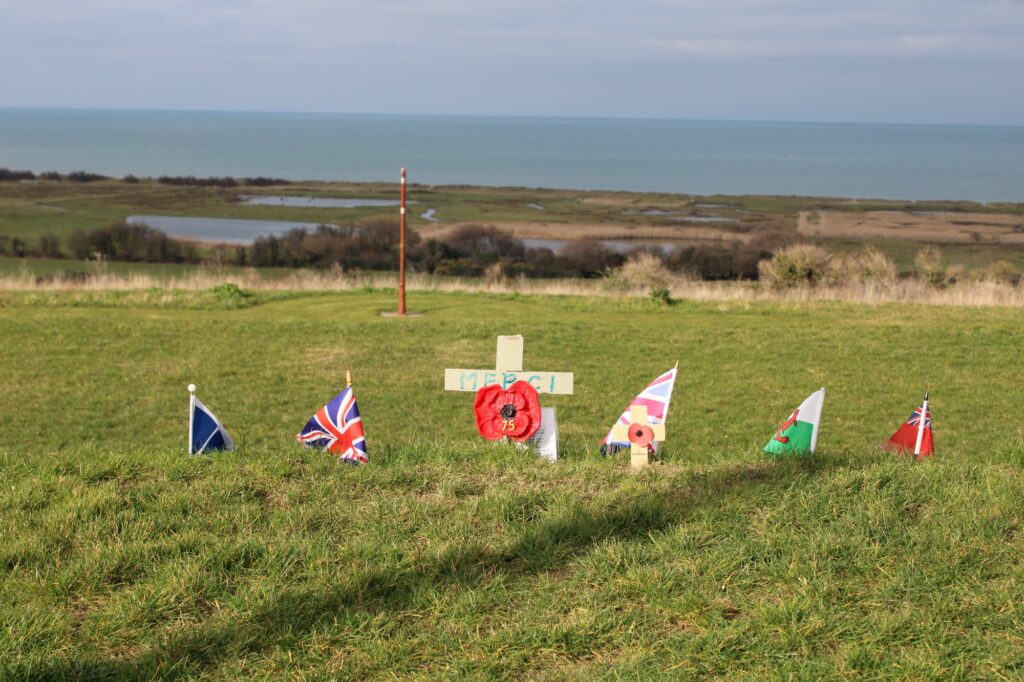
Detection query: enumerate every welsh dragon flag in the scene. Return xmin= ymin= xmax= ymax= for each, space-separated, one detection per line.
xmin=763 ymin=388 xmax=825 ymax=456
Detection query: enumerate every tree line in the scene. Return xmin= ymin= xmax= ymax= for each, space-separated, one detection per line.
xmin=0 ymin=219 xmax=782 ymax=280
xmin=0 ymin=168 xmax=291 ymax=186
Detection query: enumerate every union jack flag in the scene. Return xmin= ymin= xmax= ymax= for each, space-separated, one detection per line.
xmin=296 ymin=386 xmax=368 ymax=464
xmin=906 ymin=407 xmax=932 ymax=428
xmin=602 ymin=366 xmax=678 ymax=451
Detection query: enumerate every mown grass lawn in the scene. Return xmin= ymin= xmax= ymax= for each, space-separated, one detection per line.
xmin=2 ymin=290 xmax=1024 ymax=678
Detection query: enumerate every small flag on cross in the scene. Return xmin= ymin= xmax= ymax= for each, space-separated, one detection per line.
xmin=610 ymin=404 xmax=666 ymax=468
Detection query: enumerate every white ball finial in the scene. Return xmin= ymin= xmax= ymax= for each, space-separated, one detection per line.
xmin=188 ymin=384 xmax=196 ymax=393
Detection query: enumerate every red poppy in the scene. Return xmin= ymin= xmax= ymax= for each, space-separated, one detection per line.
xmin=473 ymin=380 xmax=542 ymax=442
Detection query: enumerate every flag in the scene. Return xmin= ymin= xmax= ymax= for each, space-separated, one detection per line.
xmin=602 ymin=366 xmax=678 ymax=453
xmin=883 ymin=394 xmax=934 ymax=459
xmin=296 ymin=386 xmax=368 ymax=464
xmin=763 ymin=388 xmax=825 ymax=456
xmin=189 ymin=388 xmax=235 ymax=455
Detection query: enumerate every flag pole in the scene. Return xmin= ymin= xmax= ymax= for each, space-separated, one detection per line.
xmin=187 ymin=383 xmax=196 ymax=455
xmin=346 ymin=370 xmax=352 ymax=389
xmin=914 ymin=391 xmax=929 ymax=457
xmin=398 ymin=167 xmax=407 ymax=316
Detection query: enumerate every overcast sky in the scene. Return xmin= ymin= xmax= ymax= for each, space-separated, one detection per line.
xmin=2 ymin=0 xmax=1023 ymax=125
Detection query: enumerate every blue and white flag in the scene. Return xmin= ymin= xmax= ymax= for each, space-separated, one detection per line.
xmin=189 ymin=385 xmax=235 ymax=455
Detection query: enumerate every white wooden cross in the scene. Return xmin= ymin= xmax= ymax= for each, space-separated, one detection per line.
xmin=610 ymin=404 xmax=666 ymax=469
xmin=444 ymin=335 xmax=574 ymax=395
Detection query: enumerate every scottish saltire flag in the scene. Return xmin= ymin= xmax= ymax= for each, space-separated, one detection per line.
xmin=763 ymin=388 xmax=825 ymax=456
xmin=884 ymin=393 xmax=934 ymax=459
xmin=602 ymin=366 xmax=678 ymax=453
xmin=296 ymin=387 xmax=368 ymax=464
xmin=189 ymin=390 xmax=235 ymax=455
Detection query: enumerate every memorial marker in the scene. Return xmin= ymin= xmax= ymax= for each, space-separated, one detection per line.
xmin=610 ymin=404 xmax=666 ymax=468
xmin=447 ymin=335 xmax=573 ymax=457
xmin=445 ymin=335 xmax=574 ymax=395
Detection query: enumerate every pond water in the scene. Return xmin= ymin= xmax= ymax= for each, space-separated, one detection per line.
xmin=240 ymin=195 xmax=405 ymax=208
xmin=127 ymin=214 xmax=710 ymax=252
xmin=523 ymin=238 xmax=682 ymax=254
xmin=623 ymin=210 xmax=739 ymax=223
xmin=126 ymin=215 xmax=333 ymax=243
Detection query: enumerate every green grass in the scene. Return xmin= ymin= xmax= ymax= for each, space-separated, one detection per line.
xmin=3 ymin=290 xmax=1024 ymax=678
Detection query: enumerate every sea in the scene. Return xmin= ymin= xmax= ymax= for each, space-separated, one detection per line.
xmin=1 ymin=108 xmax=1023 ymax=203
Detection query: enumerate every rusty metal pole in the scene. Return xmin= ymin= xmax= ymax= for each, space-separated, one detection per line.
xmin=398 ymin=167 xmax=407 ymax=316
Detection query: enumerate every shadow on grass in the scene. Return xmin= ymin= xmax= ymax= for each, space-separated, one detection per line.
xmin=29 ymin=458 xmax=829 ymax=679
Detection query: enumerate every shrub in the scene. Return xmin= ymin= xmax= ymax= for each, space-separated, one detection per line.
xmin=915 ymin=246 xmax=947 ymax=287
xmin=65 ymin=171 xmax=107 ymax=182
xmin=444 ymin=225 xmax=526 ymax=263
xmin=243 ymin=177 xmax=291 ymax=187
xmin=614 ymin=252 xmax=672 ymax=289
xmin=981 ymin=260 xmax=1020 ymax=286
xmin=0 ymin=168 xmax=36 ymax=182
xmin=649 ymin=286 xmax=672 ymax=306
xmin=559 ymin=240 xmax=624 ymax=277
xmin=37 ymin=234 xmax=62 ymax=259
xmin=157 ymin=175 xmax=238 ymax=188
xmin=67 ymin=221 xmax=195 ymax=263
xmin=209 ymin=282 xmax=247 ymax=301
xmin=757 ymin=244 xmax=834 ymax=288
xmin=832 ymin=247 xmax=897 ymax=286
xmin=0 ymin=235 xmax=27 ymax=257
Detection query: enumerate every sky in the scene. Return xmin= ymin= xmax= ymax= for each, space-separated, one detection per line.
xmin=2 ymin=0 xmax=1023 ymax=125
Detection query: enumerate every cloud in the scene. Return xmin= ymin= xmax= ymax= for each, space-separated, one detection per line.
xmin=0 ymin=0 xmax=1022 ymax=122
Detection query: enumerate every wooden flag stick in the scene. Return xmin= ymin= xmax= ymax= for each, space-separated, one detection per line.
xmin=346 ymin=370 xmax=353 ymax=388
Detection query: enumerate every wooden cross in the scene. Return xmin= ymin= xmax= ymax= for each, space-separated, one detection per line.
xmin=445 ymin=335 xmax=574 ymax=395
xmin=610 ymin=404 xmax=666 ymax=468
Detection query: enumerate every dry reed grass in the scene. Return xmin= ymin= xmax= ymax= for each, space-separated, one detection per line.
xmin=3 ymin=266 xmax=1024 ymax=307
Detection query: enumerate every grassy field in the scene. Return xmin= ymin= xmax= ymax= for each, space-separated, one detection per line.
xmin=3 ymin=289 xmax=1024 ymax=678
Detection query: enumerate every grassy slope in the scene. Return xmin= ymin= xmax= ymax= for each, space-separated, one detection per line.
xmin=3 ymin=290 xmax=1024 ymax=678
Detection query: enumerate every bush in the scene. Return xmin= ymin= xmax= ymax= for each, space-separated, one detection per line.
xmin=981 ymin=260 xmax=1020 ymax=286
xmin=157 ymin=175 xmax=238 ymax=188
xmin=243 ymin=177 xmax=291 ymax=187
xmin=37 ymin=234 xmax=62 ymax=259
xmin=649 ymin=287 xmax=672 ymax=305
xmin=209 ymin=282 xmax=248 ymax=303
xmin=444 ymin=224 xmax=526 ymax=263
xmin=559 ymin=240 xmax=624 ymax=277
xmin=832 ymin=247 xmax=897 ymax=286
xmin=65 ymin=171 xmax=107 ymax=183
xmin=757 ymin=244 xmax=834 ymax=288
xmin=915 ymin=246 xmax=947 ymax=287
xmin=0 ymin=235 xmax=27 ymax=257
xmin=614 ymin=252 xmax=673 ymax=289
xmin=244 ymin=221 xmax=422 ymax=271
xmin=68 ymin=221 xmax=196 ymax=263
xmin=0 ymin=168 xmax=36 ymax=182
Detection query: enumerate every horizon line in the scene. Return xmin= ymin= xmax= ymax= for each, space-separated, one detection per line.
xmin=1 ymin=105 xmax=1022 ymax=130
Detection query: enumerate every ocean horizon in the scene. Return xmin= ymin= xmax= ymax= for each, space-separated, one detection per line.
xmin=2 ymin=107 xmax=1023 ymax=203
